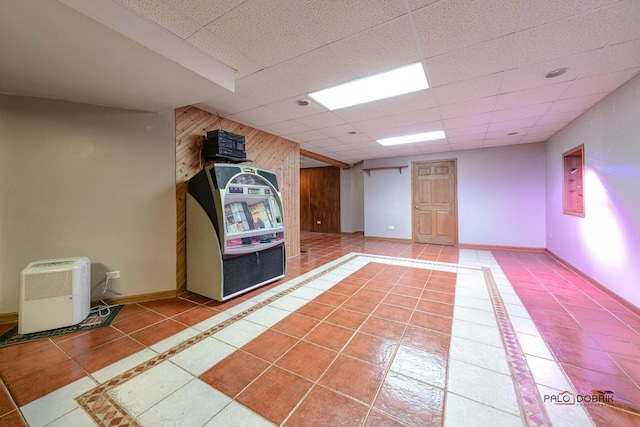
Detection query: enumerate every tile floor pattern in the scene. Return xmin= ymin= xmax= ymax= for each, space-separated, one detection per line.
xmin=0 ymin=233 xmax=638 ymax=426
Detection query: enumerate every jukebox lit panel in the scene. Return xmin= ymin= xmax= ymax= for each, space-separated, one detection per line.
xmin=221 ymin=173 xmax=284 ymax=254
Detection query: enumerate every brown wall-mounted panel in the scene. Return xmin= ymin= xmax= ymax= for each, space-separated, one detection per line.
xmin=300 ymin=167 xmax=340 ymax=233
xmin=175 ymin=106 xmax=300 ymax=292
xmin=562 ymin=144 xmax=584 ymax=217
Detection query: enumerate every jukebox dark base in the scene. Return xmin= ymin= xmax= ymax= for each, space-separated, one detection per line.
xmin=222 ymin=244 xmax=285 ymax=297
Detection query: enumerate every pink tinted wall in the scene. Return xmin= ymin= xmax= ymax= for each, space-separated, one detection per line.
xmin=546 ymin=74 xmax=640 ymax=309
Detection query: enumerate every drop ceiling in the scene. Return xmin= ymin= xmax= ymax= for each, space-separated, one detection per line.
xmin=1 ymin=0 xmax=639 ymax=168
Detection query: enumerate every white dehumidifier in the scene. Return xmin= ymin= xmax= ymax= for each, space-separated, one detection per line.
xmin=19 ymin=257 xmax=91 ymax=334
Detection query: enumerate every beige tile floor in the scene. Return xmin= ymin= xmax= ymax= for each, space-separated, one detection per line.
xmin=1 ymin=232 xmax=639 ymax=426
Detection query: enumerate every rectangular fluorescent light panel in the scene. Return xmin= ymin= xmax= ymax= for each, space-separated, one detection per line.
xmin=309 ymin=62 xmax=428 ymax=110
xmin=377 ymin=131 xmax=446 ymax=146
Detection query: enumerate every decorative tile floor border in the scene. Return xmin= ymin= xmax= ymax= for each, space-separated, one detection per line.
xmin=76 ymin=255 xmax=361 ymax=426
xmin=74 ymin=253 xmax=562 ymax=426
xmin=482 ymin=267 xmax=552 ymax=427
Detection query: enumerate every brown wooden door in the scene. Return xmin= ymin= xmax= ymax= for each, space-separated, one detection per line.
xmin=412 ymin=160 xmax=457 ymax=245
xmin=300 ymin=167 xmax=341 ymax=233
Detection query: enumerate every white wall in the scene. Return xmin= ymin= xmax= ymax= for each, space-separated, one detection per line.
xmin=0 ymin=95 xmax=176 ymax=314
xmin=363 ymin=143 xmax=546 ymax=247
xmin=546 ymin=74 xmax=640 ymax=309
xmin=340 ymin=164 xmax=364 ymax=233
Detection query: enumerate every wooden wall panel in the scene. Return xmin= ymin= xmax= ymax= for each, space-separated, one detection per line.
xmin=175 ymin=106 xmax=300 ymax=292
xmin=300 ymin=169 xmax=312 ymax=231
xmin=300 ymin=167 xmax=340 ymax=233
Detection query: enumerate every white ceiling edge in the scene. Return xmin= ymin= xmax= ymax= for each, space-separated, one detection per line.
xmin=57 ymin=0 xmax=236 ymax=92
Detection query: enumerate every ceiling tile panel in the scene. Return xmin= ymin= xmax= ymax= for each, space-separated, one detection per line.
xmin=510 ymin=2 xmax=637 ymax=68
xmin=353 ymin=107 xmax=441 ymax=133
xmin=434 ymin=73 xmax=503 ymax=105
xmin=408 ymin=0 xmax=440 ymax=11
xmin=264 ymin=96 xmax=327 ymax=120
xmin=547 ymin=93 xmax=608 ymax=114
xmin=420 ymin=143 xmax=453 ymax=154
xmin=490 ymin=103 xmax=552 ymax=122
xmin=449 ymin=141 xmax=485 ymax=151
xmin=561 ymin=68 xmax=640 ymax=99
xmin=443 ymin=124 xmax=488 ymax=138
xmin=581 ymin=39 xmax=640 ymax=77
xmin=501 ymin=51 xmax=596 ymax=93
xmin=228 ymin=106 xmax=288 ymax=127
xmin=287 ymin=129 xmax=327 ymax=142
xmin=332 ymin=102 xmax=387 ymax=123
xmin=447 ymin=134 xmax=486 ymax=145
xmin=234 ymin=69 xmax=299 ymax=105
xmin=488 ymin=117 xmax=540 ymax=132
xmin=287 ymin=0 xmax=406 ymax=44
xmin=388 ymin=145 xmax=424 ymax=155
xmin=520 ymin=0 xmax=621 ymax=30
xmin=260 ymin=120 xmax=310 ymax=136
xmin=306 ymin=139 xmax=342 ymax=148
xmin=121 ymin=0 xmax=200 ymax=39
xmin=5 ymin=0 xmax=640 ymax=165
xmin=495 ymin=82 xmax=570 ymax=109
xmin=187 ymin=29 xmax=262 ymax=78
xmin=535 ymin=110 xmax=581 ymax=126
xmin=426 ymin=35 xmax=513 ymax=86
xmin=413 ymin=0 xmax=521 ymax=57
xmin=390 ymin=107 xmax=442 ymax=127
xmin=483 ymin=137 xmax=520 ymax=147
xmin=484 ymin=130 xmax=526 ymax=141
xmin=334 ymin=133 xmax=372 ymax=144
xmin=328 ymin=16 xmax=422 ymax=78
xmin=443 ymin=112 xmax=491 ymax=130
xmin=297 ymin=112 xmax=346 ymax=129
xmin=206 ymin=0 xmax=322 ymax=69
xmin=348 ymin=141 xmax=383 ymax=150
xmin=525 ymin=125 xmax=560 ymax=137
xmin=329 ymin=144 xmax=363 ymax=153
xmin=368 ymin=90 xmax=438 ymax=117
xmin=519 ymin=132 xmax=555 ymax=144
xmin=352 ymin=118 xmax=395 ymax=133
xmin=164 ymin=0 xmax=245 ymax=26
xmin=267 ymin=44 xmax=355 ymax=94
xmin=528 ymin=123 xmax=569 ymax=135
xmin=438 ymin=97 xmax=496 ymax=119
xmin=319 ymin=124 xmax=362 ymax=138
xmin=612 ymin=9 xmax=640 ymax=44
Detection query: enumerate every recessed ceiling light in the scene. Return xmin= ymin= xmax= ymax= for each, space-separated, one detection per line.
xmin=296 ymin=99 xmax=310 ymax=106
xmin=545 ymin=68 xmax=568 ymax=78
xmin=309 ymin=62 xmax=429 ymax=110
xmin=377 ymin=131 xmax=446 ymax=146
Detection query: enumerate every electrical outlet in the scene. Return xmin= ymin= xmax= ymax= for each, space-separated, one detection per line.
xmin=106 ymin=271 xmax=120 ymax=279
xmin=316 ymin=220 xmax=321 ymax=224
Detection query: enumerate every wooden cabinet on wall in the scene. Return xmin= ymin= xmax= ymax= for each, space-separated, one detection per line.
xmin=300 ymin=167 xmax=340 ymax=233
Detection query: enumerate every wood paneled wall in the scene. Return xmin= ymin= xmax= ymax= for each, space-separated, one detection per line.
xmin=300 ymin=167 xmax=341 ymax=233
xmin=175 ymin=106 xmax=300 ymax=292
